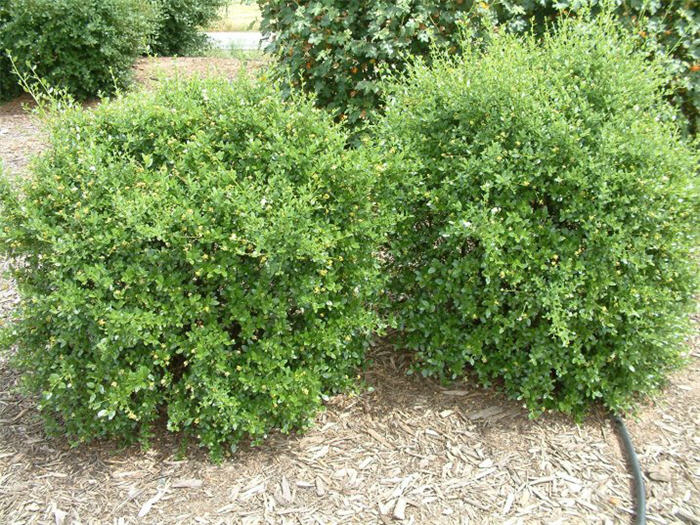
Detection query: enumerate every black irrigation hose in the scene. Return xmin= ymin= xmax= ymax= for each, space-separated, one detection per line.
xmin=613 ymin=414 xmax=646 ymax=525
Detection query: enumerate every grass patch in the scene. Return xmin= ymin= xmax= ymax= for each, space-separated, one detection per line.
xmin=208 ymin=1 xmax=260 ymax=32
xmin=203 ymin=46 xmax=266 ymax=61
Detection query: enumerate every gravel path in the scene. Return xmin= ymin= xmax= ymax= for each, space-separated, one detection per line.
xmin=0 ymin=60 xmax=698 ymax=524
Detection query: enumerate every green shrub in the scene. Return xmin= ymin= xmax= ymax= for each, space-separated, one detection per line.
xmin=257 ymin=0 xmax=490 ymax=126
xmin=0 ymin=0 xmax=155 ymax=100
xmin=491 ymin=0 xmax=699 ymax=135
xmin=0 ymin=76 xmax=390 ymax=458
xmin=0 ymin=3 xmax=21 ymax=102
xmin=149 ymin=0 xmax=228 ymax=56
xmin=379 ymin=17 xmax=699 ymax=417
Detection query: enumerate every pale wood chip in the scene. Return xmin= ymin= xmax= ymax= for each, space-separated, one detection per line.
xmin=216 ymin=503 xmax=238 ymax=514
xmin=280 ymin=476 xmax=292 ymax=504
xmin=310 ymin=445 xmax=329 ymax=459
xmin=172 ymin=479 xmax=203 ymax=489
xmin=468 ymin=407 xmax=504 ymax=420
xmin=315 ymin=477 xmax=326 ymax=497
xmin=392 ymin=497 xmax=407 ymax=520
xmin=365 ymin=428 xmax=392 ymax=447
xmin=51 ymin=503 xmax=67 ymax=525
xmin=502 ymin=492 xmax=514 ymax=515
xmin=529 ymin=476 xmax=556 ymax=486
xmin=441 ymin=390 xmax=470 ymax=396
xmin=478 ymin=459 xmax=494 ymax=469
xmin=137 ymin=490 xmax=165 ymax=518
xmin=295 ymin=480 xmax=314 ymax=489
xmin=111 ymin=471 xmax=142 ymax=479
xmin=378 ymin=500 xmax=393 ymax=515
xmin=647 ymin=462 xmax=673 ymax=482
xmin=358 ymin=457 xmax=375 ymax=470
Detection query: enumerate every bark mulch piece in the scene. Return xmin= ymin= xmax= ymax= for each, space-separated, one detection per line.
xmin=0 ymin=58 xmax=698 ymax=525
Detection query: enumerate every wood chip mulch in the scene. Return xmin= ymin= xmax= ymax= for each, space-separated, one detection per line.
xmin=1 ymin=58 xmax=698 ymax=525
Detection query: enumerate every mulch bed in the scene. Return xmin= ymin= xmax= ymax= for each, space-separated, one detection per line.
xmin=1 ymin=57 xmax=698 ymax=525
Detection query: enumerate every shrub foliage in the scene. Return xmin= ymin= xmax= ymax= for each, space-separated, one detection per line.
xmin=379 ymin=17 xmax=699 ymax=416
xmin=0 ymin=0 xmax=155 ymax=100
xmin=149 ymin=0 xmax=228 ymax=56
xmin=493 ymin=0 xmax=699 ymax=135
xmin=257 ymin=0 xmax=482 ymax=126
xmin=0 ymin=77 xmax=389 ymax=457
xmin=0 ymin=3 xmax=21 ymax=102
xmin=0 ymin=54 xmax=20 ymax=102
xmin=259 ymin=0 xmax=697 ymax=134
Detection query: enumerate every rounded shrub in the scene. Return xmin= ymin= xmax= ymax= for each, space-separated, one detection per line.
xmin=0 ymin=76 xmax=390 ymax=457
xmin=378 ymin=17 xmax=699 ymax=417
xmin=149 ymin=0 xmax=228 ymax=56
xmin=0 ymin=0 xmax=155 ymax=100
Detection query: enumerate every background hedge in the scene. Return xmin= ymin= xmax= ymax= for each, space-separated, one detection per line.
xmin=0 ymin=3 xmax=21 ymax=102
xmin=149 ymin=0 xmax=228 ymax=56
xmin=0 ymin=0 xmax=155 ymax=100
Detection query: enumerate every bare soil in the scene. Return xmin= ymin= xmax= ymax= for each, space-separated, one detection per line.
xmin=1 ymin=57 xmax=698 ymax=525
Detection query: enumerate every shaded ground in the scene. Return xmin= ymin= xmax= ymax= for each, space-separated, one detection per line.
xmin=0 ymin=57 xmax=698 ymax=525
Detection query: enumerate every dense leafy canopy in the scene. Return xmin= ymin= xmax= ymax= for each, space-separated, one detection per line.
xmin=0 ymin=0 xmax=155 ymax=100
xmin=492 ymin=0 xmax=698 ymax=135
xmin=378 ymin=17 xmax=699 ymax=417
xmin=259 ymin=0 xmax=698 ymax=134
xmin=0 ymin=76 xmax=391 ymax=458
xmin=0 ymin=3 xmax=21 ymax=101
xmin=149 ymin=0 xmax=228 ymax=56
xmin=257 ymin=0 xmax=484 ymax=126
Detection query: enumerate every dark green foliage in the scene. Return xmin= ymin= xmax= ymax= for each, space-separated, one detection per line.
xmin=0 ymin=54 xmax=20 ymax=102
xmin=492 ymin=0 xmax=699 ymax=135
xmin=0 ymin=3 xmax=21 ymax=102
xmin=257 ymin=0 xmax=488 ymax=126
xmin=0 ymin=76 xmax=390 ymax=458
xmin=149 ymin=0 xmax=228 ymax=56
xmin=0 ymin=0 xmax=155 ymax=100
xmin=379 ymin=17 xmax=699 ymax=417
